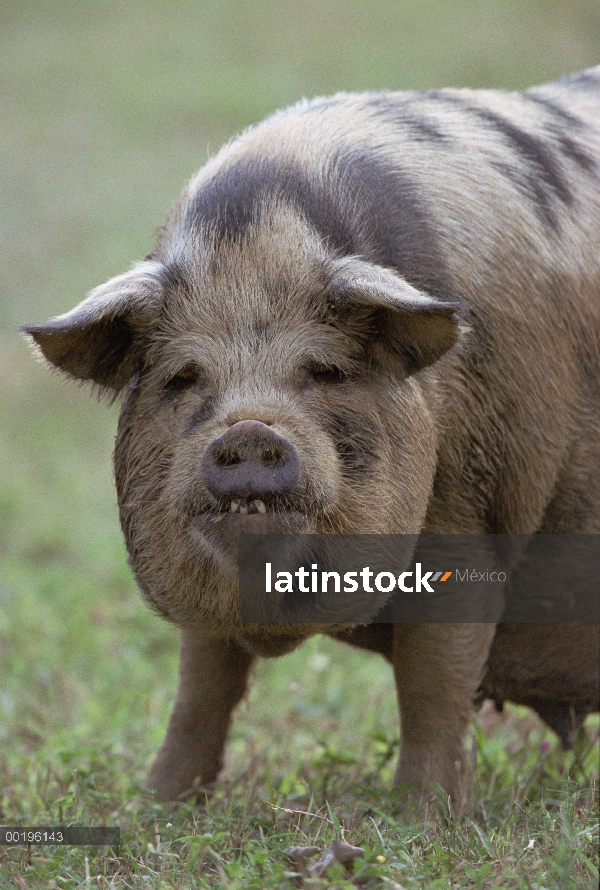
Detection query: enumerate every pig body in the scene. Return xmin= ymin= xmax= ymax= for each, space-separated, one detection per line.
xmin=25 ymin=67 xmax=600 ymax=804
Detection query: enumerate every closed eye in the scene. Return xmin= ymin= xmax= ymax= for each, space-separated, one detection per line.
xmin=163 ymin=364 xmax=205 ymax=394
xmin=306 ymin=362 xmax=350 ymax=384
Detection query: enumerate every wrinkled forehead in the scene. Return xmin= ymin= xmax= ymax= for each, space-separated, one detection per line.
xmin=149 ymin=203 xmax=354 ymax=371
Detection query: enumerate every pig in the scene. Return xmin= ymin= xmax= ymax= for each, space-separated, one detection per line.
xmin=24 ymin=66 xmax=600 ymax=806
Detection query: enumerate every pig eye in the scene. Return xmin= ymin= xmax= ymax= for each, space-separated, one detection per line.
xmin=307 ymin=362 xmax=348 ymax=384
xmin=163 ymin=365 xmax=203 ymax=393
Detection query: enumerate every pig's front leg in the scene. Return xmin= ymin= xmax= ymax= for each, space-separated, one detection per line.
xmin=392 ymin=623 xmax=495 ymax=810
xmin=146 ymin=628 xmax=255 ymax=801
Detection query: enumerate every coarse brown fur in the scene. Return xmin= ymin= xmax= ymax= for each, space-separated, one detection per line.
xmin=24 ymin=67 xmax=600 ymax=807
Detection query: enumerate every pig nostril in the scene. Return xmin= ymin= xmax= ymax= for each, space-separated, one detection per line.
xmin=216 ymin=451 xmax=242 ymax=467
xmin=262 ymin=447 xmax=281 ymax=466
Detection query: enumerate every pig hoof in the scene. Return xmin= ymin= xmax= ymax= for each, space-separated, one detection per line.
xmin=145 ymin=770 xmax=216 ymax=804
xmin=176 ymin=775 xmax=214 ymax=802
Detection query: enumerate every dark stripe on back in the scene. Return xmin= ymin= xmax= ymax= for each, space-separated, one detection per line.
xmin=364 ymin=95 xmax=452 ymax=143
xmin=465 ymin=107 xmax=573 ymax=215
xmin=427 ymin=93 xmax=573 ymax=230
xmin=523 ymin=93 xmax=585 ymax=129
xmin=554 ymin=69 xmax=600 ymax=91
xmin=186 ymin=146 xmax=453 ymax=300
xmin=554 ymin=132 xmax=597 ymax=174
xmin=523 ymin=93 xmax=598 ymax=175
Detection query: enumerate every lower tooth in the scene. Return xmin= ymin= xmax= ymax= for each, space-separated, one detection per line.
xmin=230 ymin=500 xmax=240 ymax=513
xmin=239 ymin=504 xmax=248 ymax=514
xmin=255 ymin=500 xmax=266 ymax=514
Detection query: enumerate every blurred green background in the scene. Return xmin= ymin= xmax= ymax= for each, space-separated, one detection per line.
xmin=1 ymin=0 xmax=599 ymax=808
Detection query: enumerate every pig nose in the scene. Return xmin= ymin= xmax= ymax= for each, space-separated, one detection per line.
xmin=201 ymin=420 xmax=300 ymax=498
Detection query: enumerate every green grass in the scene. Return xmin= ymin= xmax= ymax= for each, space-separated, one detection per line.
xmin=1 ymin=1 xmax=599 ymax=886
xmin=1 ymin=330 xmax=598 ymax=890
xmin=0 ymin=606 xmax=598 ymax=888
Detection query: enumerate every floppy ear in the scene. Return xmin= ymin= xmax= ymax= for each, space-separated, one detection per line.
xmin=22 ymin=260 xmax=165 ymax=391
xmin=328 ymin=257 xmax=462 ymax=375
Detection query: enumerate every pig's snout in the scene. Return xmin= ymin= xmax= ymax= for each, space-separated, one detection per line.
xmin=201 ymin=420 xmax=300 ymax=499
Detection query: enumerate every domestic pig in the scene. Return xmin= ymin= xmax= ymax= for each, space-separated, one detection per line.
xmin=24 ymin=66 xmax=600 ymax=805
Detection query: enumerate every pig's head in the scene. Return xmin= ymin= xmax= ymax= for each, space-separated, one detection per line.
xmin=24 ymin=195 xmax=460 ymax=636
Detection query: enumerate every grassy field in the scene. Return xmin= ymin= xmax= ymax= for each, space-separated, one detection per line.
xmin=1 ymin=1 xmax=599 ymax=887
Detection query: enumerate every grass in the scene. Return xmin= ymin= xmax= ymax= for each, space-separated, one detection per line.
xmin=0 ymin=618 xmax=598 ymax=888
xmin=1 ymin=1 xmax=599 ymax=886
xmin=1 ymin=345 xmax=598 ymax=890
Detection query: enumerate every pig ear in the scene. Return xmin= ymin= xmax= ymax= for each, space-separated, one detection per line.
xmin=22 ymin=260 xmax=165 ymax=391
xmin=328 ymin=257 xmax=461 ymax=374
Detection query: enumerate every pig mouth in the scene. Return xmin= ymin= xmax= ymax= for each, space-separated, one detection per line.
xmin=221 ymin=496 xmax=271 ymax=516
xmin=191 ymin=494 xmax=311 ymax=535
